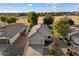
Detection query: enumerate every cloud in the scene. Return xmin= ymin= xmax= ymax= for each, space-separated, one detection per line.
xmin=46 ymin=4 xmax=57 ymax=12
xmin=63 ymin=4 xmax=79 ymax=12
xmin=0 ymin=6 xmax=15 ymax=10
xmin=27 ymin=4 xmax=33 ymax=7
xmin=73 ymin=4 xmax=79 ymax=11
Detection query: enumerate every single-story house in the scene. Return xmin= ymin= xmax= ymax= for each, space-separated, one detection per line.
xmin=27 ymin=24 xmax=53 ymax=46
xmin=0 ymin=23 xmax=27 ymax=55
xmin=27 ymin=24 xmax=54 ymax=55
xmin=0 ymin=23 xmax=26 ymax=44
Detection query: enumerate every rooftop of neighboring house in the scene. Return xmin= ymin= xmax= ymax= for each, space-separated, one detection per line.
xmin=68 ymin=26 xmax=79 ymax=33
xmin=0 ymin=23 xmax=26 ymax=43
xmin=68 ymin=26 xmax=79 ymax=38
xmin=72 ymin=33 xmax=79 ymax=38
xmin=27 ymin=24 xmax=52 ymax=40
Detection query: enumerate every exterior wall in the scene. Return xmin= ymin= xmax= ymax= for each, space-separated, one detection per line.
xmin=22 ymin=41 xmax=29 ymax=56
xmin=29 ymin=39 xmax=43 ymax=45
xmin=10 ymin=32 xmax=20 ymax=44
xmin=0 ymin=39 xmax=9 ymax=44
xmin=10 ymin=27 xmax=25 ymax=44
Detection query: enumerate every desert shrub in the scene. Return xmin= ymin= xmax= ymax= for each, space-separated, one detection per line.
xmin=48 ymin=48 xmax=56 ymax=55
xmin=68 ymin=19 xmax=74 ymax=26
xmin=66 ymin=49 xmax=74 ymax=56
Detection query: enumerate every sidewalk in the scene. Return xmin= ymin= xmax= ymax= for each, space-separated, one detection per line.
xmin=25 ymin=47 xmax=41 ymax=56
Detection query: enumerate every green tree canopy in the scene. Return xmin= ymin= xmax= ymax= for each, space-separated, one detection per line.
xmin=53 ymin=18 xmax=70 ymax=38
xmin=67 ymin=19 xmax=74 ymax=26
xmin=0 ymin=15 xmax=7 ymax=22
xmin=7 ymin=15 xmax=17 ymax=23
xmin=27 ymin=12 xmax=38 ymax=27
xmin=43 ymin=14 xmax=54 ymax=25
xmin=61 ymin=16 xmax=74 ymax=26
xmin=0 ymin=15 xmax=17 ymax=24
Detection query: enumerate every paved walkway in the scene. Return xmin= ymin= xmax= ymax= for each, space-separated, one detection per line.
xmin=54 ymin=39 xmax=68 ymax=56
xmin=25 ymin=47 xmax=41 ymax=56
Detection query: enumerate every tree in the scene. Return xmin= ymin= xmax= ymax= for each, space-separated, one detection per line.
xmin=0 ymin=15 xmax=7 ymax=22
xmin=43 ymin=14 xmax=54 ymax=25
xmin=7 ymin=16 xmax=17 ymax=23
xmin=68 ymin=19 xmax=74 ymax=26
xmin=62 ymin=16 xmax=74 ymax=26
xmin=27 ymin=12 xmax=38 ymax=27
xmin=0 ymin=15 xmax=17 ymax=24
xmin=53 ymin=18 xmax=70 ymax=38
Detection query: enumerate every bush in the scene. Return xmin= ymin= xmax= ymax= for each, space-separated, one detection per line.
xmin=0 ymin=15 xmax=17 ymax=24
xmin=59 ymin=37 xmax=63 ymax=40
xmin=53 ymin=18 xmax=70 ymax=38
xmin=0 ymin=15 xmax=7 ymax=22
xmin=68 ymin=19 xmax=74 ymax=26
xmin=66 ymin=40 xmax=71 ymax=46
xmin=7 ymin=16 xmax=17 ymax=23
xmin=48 ymin=48 xmax=56 ymax=55
xmin=43 ymin=14 xmax=54 ymax=25
xmin=66 ymin=49 xmax=74 ymax=56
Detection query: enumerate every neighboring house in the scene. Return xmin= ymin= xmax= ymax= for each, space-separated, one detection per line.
xmin=27 ymin=24 xmax=53 ymax=55
xmin=68 ymin=26 xmax=79 ymax=44
xmin=0 ymin=23 xmax=28 ymax=56
xmin=67 ymin=26 xmax=79 ymax=55
xmin=0 ymin=23 xmax=26 ymax=44
xmin=27 ymin=24 xmax=53 ymax=45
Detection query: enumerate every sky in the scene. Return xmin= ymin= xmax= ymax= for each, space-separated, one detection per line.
xmin=0 ymin=3 xmax=79 ymax=13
